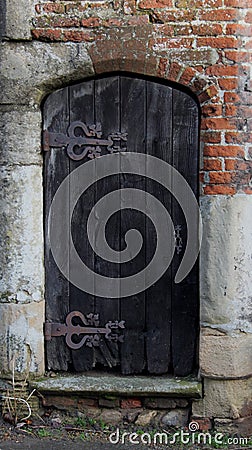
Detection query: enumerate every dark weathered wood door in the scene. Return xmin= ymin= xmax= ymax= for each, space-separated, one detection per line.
xmin=44 ymin=74 xmax=199 ymax=376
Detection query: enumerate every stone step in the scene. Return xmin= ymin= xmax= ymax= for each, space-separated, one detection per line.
xmin=30 ymin=372 xmax=202 ymax=398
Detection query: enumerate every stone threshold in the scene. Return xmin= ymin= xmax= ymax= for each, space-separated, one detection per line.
xmin=30 ymin=372 xmax=202 ymax=398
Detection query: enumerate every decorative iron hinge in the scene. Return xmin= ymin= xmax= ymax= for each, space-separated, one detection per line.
xmin=43 ymin=121 xmax=127 ymax=161
xmin=44 ymin=311 xmax=125 ymax=350
xmin=174 ymin=225 xmax=183 ymax=255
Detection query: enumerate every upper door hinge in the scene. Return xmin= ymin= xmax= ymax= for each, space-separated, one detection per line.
xmin=43 ymin=121 xmax=127 ymax=161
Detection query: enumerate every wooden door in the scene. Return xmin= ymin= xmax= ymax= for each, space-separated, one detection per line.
xmin=43 ymin=74 xmax=199 ymax=376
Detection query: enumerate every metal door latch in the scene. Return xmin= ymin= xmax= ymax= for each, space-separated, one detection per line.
xmin=44 ymin=311 xmax=125 ymax=350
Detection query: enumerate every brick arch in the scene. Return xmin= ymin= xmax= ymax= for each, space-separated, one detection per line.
xmin=87 ymin=29 xmax=218 ymax=107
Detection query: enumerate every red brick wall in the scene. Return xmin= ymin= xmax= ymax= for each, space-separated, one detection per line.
xmin=32 ymin=0 xmax=252 ymax=195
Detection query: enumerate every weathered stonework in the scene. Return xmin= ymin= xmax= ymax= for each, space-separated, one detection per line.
xmin=200 ymin=195 xmax=252 ymax=334
xmin=0 ymin=0 xmax=33 ymax=40
xmin=0 ymin=0 xmax=251 ymax=433
xmin=200 ymin=328 xmax=252 ymax=379
xmin=0 ymin=165 xmax=44 ymax=304
xmin=192 ymin=377 xmax=252 ymax=419
xmin=0 ymin=109 xmax=42 ymax=165
xmin=0 ymin=41 xmax=94 ymax=105
xmin=0 ymin=301 xmax=44 ymax=376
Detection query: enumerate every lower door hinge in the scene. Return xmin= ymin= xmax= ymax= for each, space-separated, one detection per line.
xmin=44 ymin=311 xmax=125 ymax=350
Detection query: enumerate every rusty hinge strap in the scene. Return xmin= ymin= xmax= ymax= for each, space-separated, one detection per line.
xmin=43 ymin=130 xmax=70 ymax=152
xmin=44 ymin=311 xmax=125 ymax=350
xmin=43 ymin=130 xmax=50 ymax=152
xmin=43 ymin=121 xmax=127 ymax=161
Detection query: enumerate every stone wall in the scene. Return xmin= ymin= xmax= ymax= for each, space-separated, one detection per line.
xmin=40 ymin=390 xmax=251 ymax=433
xmin=0 ymin=0 xmax=251 ymax=432
xmin=41 ymin=394 xmax=194 ymax=429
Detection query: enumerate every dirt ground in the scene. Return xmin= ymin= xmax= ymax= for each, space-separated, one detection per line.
xmin=0 ymin=411 xmax=251 ymax=450
xmin=0 ymin=438 xmax=117 ymax=450
xmin=1 ymin=430 xmax=252 ymax=450
xmin=0 ymin=417 xmax=167 ymax=450
xmin=0 ymin=434 xmax=147 ymax=450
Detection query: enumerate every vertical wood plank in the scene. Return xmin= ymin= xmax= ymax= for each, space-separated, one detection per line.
xmin=44 ymin=87 xmax=71 ymax=371
xmin=120 ymin=76 xmax=146 ymax=374
xmin=145 ymin=81 xmax=173 ymax=374
xmin=69 ymin=80 xmax=96 ymax=371
xmin=94 ymin=76 xmax=121 ymax=369
xmin=172 ymin=89 xmax=199 ymax=376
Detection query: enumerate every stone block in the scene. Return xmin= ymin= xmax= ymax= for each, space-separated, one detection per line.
xmin=78 ymin=398 xmax=98 ymax=408
xmin=214 ymin=417 xmax=252 ymax=436
xmin=200 ymin=328 xmax=252 ymax=378
xmin=1 ymin=0 xmax=33 ymax=40
xmin=0 ymin=109 xmax=42 ymax=166
xmin=0 ymin=301 xmax=45 ymax=376
xmin=169 ymin=49 xmax=219 ymax=66
xmin=144 ymin=397 xmax=188 ymax=409
xmin=121 ymin=398 xmax=142 ymax=409
xmin=190 ymin=416 xmax=212 ymax=431
xmin=42 ymin=395 xmax=78 ymax=410
xmin=135 ymin=410 xmax=158 ymax=427
xmin=0 ymin=165 xmax=44 ymax=303
xmin=214 ymin=418 xmax=233 ymax=430
xmin=0 ymin=41 xmax=94 ymax=105
xmin=98 ymin=397 xmax=120 ymax=408
xmin=30 ymin=374 xmax=202 ymax=397
xmin=200 ymin=195 xmax=252 ymax=334
xmin=161 ymin=408 xmax=189 ymax=428
xmin=192 ymin=377 xmax=252 ymax=419
xmin=125 ymin=409 xmax=142 ymax=423
xmin=99 ymin=410 xmax=122 ymax=425
xmin=78 ymin=407 xmax=101 ymax=418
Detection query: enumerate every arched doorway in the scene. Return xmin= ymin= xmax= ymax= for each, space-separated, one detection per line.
xmin=43 ymin=73 xmax=200 ymax=376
